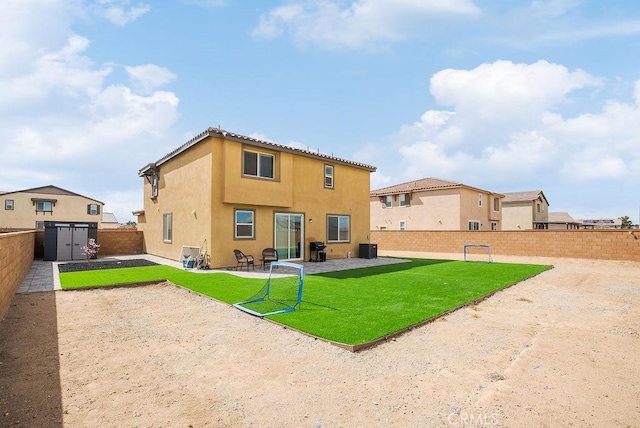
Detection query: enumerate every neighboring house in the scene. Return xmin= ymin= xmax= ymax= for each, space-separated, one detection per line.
xmin=101 ymin=212 xmax=120 ymax=229
xmin=135 ymin=127 xmax=376 ymax=268
xmin=501 ymin=190 xmax=549 ymax=230
xmin=547 ymin=212 xmax=581 ymax=229
xmin=370 ymin=178 xmax=503 ymax=231
xmin=578 ymin=218 xmax=623 ymax=229
xmin=0 ymin=185 xmax=104 ymax=229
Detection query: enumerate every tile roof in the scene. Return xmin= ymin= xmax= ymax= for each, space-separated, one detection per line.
xmin=502 ymin=190 xmax=549 ymax=205
xmin=102 ymin=212 xmax=119 ymax=223
xmin=0 ymin=185 xmax=104 ymax=204
xmin=548 ymin=211 xmax=577 ymax=223
xmin=139 ymin=127 xmax=376 ymax=176
xmin=370 ymin=177 xmax=500 ymax=196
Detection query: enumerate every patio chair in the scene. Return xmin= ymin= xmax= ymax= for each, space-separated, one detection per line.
xmin=234 ymin=249 xmax=254 ymax=271
xmin=260 ymin=248 xmax=279 ymax=270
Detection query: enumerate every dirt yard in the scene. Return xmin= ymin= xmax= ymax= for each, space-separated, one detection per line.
xmin=1 ymin=255 xmax=639 ymax=427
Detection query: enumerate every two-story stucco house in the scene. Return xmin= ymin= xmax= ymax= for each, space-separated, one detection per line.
xmin=370 ymin=178 xmax=503 ymax=231
xmin=135 ymin=127 xmax=376 ymax=269
xmin=501 ymin=190 xmax=549 ymax=230
xmin=0 ymin=185 xmax=104 ymax=229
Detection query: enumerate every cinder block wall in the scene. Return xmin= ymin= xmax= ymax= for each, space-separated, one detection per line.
xmin=370 ymin=230 xmax=640 ymax=262
xmin=96 ymin=230 xmax=144 ymax=256
xmin=0 ymin=231 xmax=35 ymax=320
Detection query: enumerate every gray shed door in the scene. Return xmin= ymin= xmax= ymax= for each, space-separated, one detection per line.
xmin=72 ymin=227 xmax=88 ymax=260
xmin=57 ymin=227 xmax=73 ymax=261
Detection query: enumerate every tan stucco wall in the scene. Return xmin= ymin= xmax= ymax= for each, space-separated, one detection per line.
xmin=502 ymin=204 xmax=533 ymax=230
xmin=141 ymin=135 xmax=372 ymax=268
xmin=371 ymin=188 xmax=502 ymax=231
xmin=502 ymin=198 xmax=549 ymax=230
xmin=141 ymin=139 xmax=213 ymax=262
xmin=0 ymin=191 xmax=103 ymax=229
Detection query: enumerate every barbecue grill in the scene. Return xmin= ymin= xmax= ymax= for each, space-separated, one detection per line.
xmin=309 ymin=241 xmax=327 ymax=262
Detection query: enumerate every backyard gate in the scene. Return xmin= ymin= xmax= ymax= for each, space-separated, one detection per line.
xmin=43 ymin=221 xmax=98 ymax=261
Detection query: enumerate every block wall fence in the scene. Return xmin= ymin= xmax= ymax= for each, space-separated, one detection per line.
xmin=0 ymin=231 xmax=35 ymax=320
xmin=370 ymin=229 xmax=640 ymax=262
xmin=0 ymin=229 xmax=143 ymax=320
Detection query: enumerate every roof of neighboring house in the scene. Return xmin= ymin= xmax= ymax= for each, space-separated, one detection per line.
xmin=370 ymin=177 xmax=503 ymax=197
xmin=0 ymin=185 xmax=104 ymax=204
xmin=501 ymin=190 xmax=549 ymax=206
xmin=102 ymin=212 xmax=119 ymax=224
xmin=548 ymin=211 xmax=578 ymax=224
xmin=139 ymin=127 xmax=377 ymax=176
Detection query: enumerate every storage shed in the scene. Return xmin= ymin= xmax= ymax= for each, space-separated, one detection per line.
xmin=43 ymin=221 xmax=98 ymax=261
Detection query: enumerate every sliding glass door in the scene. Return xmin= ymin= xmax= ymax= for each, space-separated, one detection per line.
xmin=274 ymin=213 xmax=304 ymax=261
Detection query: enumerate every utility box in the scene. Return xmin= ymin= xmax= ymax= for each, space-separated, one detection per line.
xmin=44 ymin=221 xmax=98 ymax=261
xmin=359 ymin=243 xmax=377 ymax=259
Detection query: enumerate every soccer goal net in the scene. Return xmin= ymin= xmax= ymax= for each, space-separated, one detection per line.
xmin=233 ymin=261 xmax=304 ymax=317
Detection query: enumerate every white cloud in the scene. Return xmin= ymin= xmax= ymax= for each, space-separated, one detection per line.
xmin=370 ymin=61 xmax=640 ymax=191
xmin=252 ymin=0 xmax=481 ymax=50
xmin=430 ymin=60 xmax=601 ymax=121
xmin=101 ymin=188 xmax=145 ymax=223
xmin=0 ymin=35 xmax=112 ymax=110
xmin=530 ymin=0 xmax=582 ymax=17
xmin=91 ymin=1 xmax=151 ymax=26
xmin=126 ymin=64 xmax=177 ymax=94
xmin=0 ymin=0 xmax=180 ymax=219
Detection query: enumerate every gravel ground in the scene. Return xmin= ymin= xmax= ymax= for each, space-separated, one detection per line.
xmin=1 ymin=255 xmax=639 ymax=427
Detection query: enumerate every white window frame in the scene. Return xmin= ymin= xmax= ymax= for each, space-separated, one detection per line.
xmin=235 ymin=209 xmax=255 ymax=239
xmin=35 ymin=221 xmax=45 ymax=229
xmin=469 ymin=220 xmax=481 ymax=231
xmin=383 ymin=196 xmax=392 ymax=208
xmin=5 ymin=199 xmax=14 ymax=210
xmin=493 ymin=198 xmax=500 ymax=212
xmin=324 ymin=164 xmax=334 ymax=189
xmin=399 ymin=193 xmax=410 ymax=207
xmin=327 ymin=215 xmax=350 ymax=243
xmin=491 ymin=222 xmax=498 ymax=231
xmin=163 ymin=213 xmax=172 ymax=243
xmin=478 ymin=194 xmax=483 ymax=207
xmin=88 ymin=204 xmax=100 ymax=215
xmin=399 ymin=220 xmax=407 ymax=230
xmin=36 ymin=201 xmax=53 ymax=212
xmin=243 ymin=150 xmax=275 ymax=179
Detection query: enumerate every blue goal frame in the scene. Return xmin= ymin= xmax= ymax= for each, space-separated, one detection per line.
xmin=233 ymin=261 xmax=304 ymax=317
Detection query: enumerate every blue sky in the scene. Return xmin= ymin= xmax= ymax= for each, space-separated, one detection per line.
xmin=2 ymin=0 xmax=640 ymax=224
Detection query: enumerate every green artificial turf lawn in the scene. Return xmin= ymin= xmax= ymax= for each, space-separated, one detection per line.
xmin=59 ymin=259 xmax=551 ymax=346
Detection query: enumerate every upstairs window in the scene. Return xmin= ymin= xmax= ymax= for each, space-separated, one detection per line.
xmin=399 ymin=193 xmax=410 ymax=207
xmin=383 ymin=196 xmax=392 ymax=208
xmin=324 ymin=165 xmax=334 ymax=188
xmin=87 ymin=204 xmax=101 ymax=215
xmin=493 ymin=197 xmax=500 ymax=211
xmin=478 ymin=194 xmax=483 ymax=207
xmin=4 ymin=199 xmax=14 ymax=210
xmin=36 ymin=201 xmax=53 ymax=212
xmin=243 ymin=150 xmax=274 ymax=179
